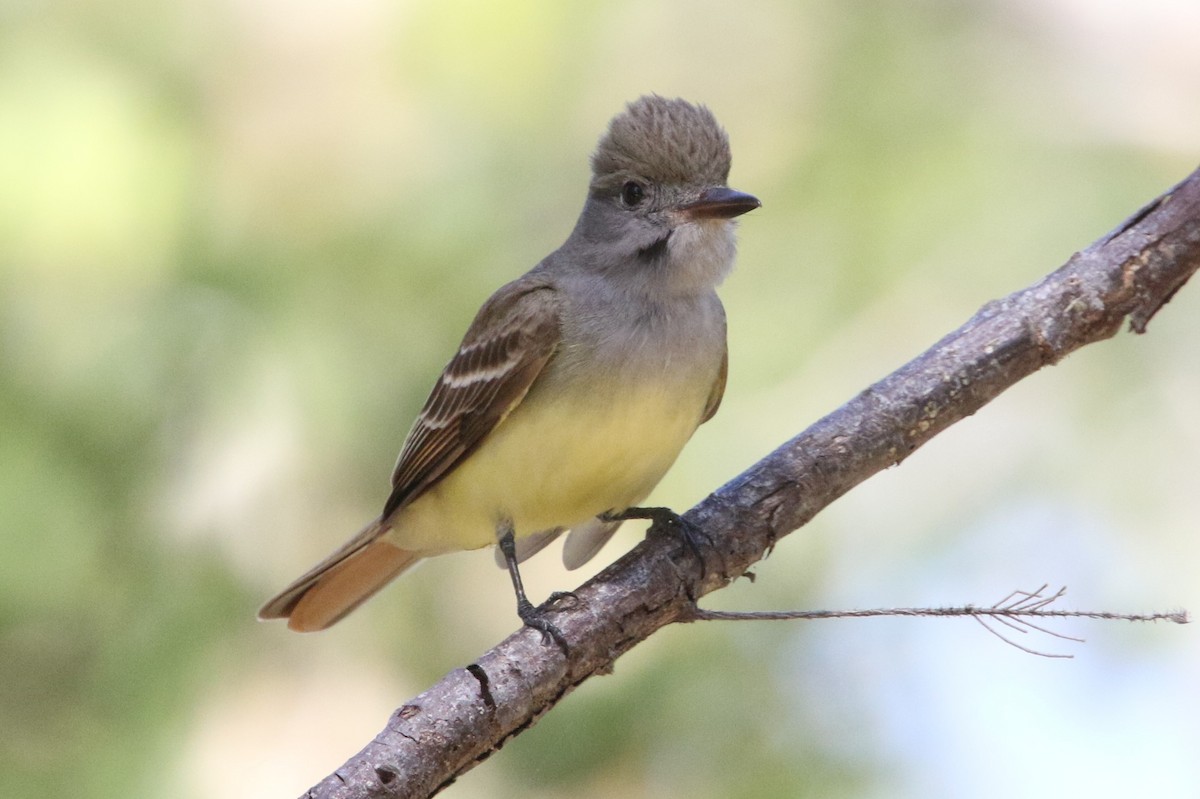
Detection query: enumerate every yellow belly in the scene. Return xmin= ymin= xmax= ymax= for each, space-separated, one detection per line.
xmin=386 ymin=383 xmax=703 ymax=555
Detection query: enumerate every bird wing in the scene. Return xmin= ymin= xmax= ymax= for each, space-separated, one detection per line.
xmin=700 ymin=343 xmax=728 ymax=425
xmin=383 ymin=277 xmax=561 ymax=518
xmin=561 ymin=516 xmax=623 ymax=570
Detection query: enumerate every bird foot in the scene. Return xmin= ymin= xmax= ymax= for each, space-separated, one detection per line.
xmin=517 ymin=597 xmax=570 ymax=654
xmin=601 ymin=506 xmax=716 ymax=579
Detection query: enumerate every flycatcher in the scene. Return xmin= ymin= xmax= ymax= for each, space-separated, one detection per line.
xmin=259 ymin=95 xmax=759 ymax=633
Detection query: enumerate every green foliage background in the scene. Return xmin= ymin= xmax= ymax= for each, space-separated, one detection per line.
xmin=2 ymin=1 xmax=1197 ymax=797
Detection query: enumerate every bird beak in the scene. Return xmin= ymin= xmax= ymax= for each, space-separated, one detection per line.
xmin=678 ymin=187 xmax=761 ymax=220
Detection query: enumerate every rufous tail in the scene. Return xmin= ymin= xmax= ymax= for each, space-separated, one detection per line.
xmin=257 ymin=519 xmax=421 ymax=632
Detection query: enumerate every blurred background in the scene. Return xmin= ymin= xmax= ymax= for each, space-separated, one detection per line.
xmin=2 ymin=0 xmax=1198 ymax=797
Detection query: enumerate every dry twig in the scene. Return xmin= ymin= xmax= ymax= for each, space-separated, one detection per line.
xmin=686 ymin=584 xmax=1189 ymax=659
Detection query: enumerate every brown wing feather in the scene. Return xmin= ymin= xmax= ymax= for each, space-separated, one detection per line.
xmin=383 ymin=278 xmax=561 ymax=517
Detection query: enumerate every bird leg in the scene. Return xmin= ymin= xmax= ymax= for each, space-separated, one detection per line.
xmin=601 ymin=506 xmax=717 ymax=579
xmin=497 ymin=522 xmax=570 ymax=653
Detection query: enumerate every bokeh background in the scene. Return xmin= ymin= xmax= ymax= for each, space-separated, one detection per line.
xmin=2 ymin=1 xmax=1198 ymax=797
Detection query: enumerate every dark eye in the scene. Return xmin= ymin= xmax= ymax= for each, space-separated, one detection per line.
xmin=620 ymin=181 xmax=645 ymax=207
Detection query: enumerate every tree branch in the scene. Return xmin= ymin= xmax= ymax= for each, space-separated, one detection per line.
xmin=304 ymin=165 xmax=1200 ymax=799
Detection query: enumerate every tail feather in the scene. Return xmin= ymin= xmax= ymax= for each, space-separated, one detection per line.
xmin=258 ymin=519 xmax=422 ymax=632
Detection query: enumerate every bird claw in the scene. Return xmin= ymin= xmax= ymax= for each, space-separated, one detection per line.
xmin=545 ymin=590 xmax=580 ymax=610
xmin=602 ymin=506 xmax=717 ymax=579
xmin=518 ymin=599 xmax=570 ymax=654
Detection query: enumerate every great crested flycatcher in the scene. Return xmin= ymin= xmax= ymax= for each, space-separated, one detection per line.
xmin=259 ymin=95 xmax=759 ymax=633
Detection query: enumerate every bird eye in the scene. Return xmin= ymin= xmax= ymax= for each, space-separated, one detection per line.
xmin=620 ymin=181 xmax=645 ymax=207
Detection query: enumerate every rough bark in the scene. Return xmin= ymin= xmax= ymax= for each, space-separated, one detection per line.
xmin=304 ymin=166 xmax=1200 ymax=799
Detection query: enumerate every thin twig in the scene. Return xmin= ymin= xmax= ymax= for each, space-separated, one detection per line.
xmin=683 ymin=605 xmax=1187 ymax=623
xmin=682 ymin=586 xmax=1188 ymax=659
xmin=974 ymin=616 xmax=1072 ymax=659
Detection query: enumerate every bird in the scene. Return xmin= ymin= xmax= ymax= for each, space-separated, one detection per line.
xmin=258 ymin=95 xmax=759 ymax=634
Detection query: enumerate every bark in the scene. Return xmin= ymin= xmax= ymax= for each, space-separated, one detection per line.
xmin=304 ymin=166 xmax=1200 ymax=799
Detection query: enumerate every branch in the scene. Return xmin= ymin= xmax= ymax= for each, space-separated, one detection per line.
xmin=304 ymin=166 xmax=1200 ymax=799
